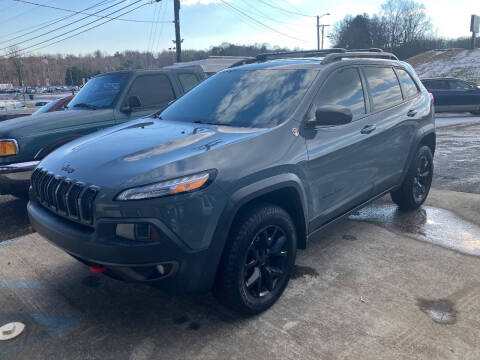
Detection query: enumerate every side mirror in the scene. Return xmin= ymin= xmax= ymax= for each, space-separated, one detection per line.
xmin=121 ymin=96 xmax=142 ymax=113
xmin=310 ymin=105 xmax=353 ymax=126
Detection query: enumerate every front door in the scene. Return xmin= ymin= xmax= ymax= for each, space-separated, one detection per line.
xmin=304 ymin=66 xmax=378 ymax=230
xmin=447 ymin=79 xmax=480 ymax=111
xmin=115 ymin=74 xmax=177 ymax=124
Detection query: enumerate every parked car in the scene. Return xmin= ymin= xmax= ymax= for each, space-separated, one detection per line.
xmin=28 ymin=50 xmax=435 ymax=314
xmin=421 ymin=77 xmax=480 ymax=115
xmin=0 ymin=67 xmax=206 ymax=198
xmin=33 ymin=95 xmax=74 ymax=115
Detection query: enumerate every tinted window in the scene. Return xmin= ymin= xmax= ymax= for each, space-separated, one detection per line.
xmin=396 ymin=69 xmax=419 ymax=98
xmin=179 ymin=73 xmax=200 ymax=92
xmin=364 ymin=67 xmax=403 ymax=110
xmin=127 ymin=74 xmax=175 ymax=109
xmin=69 ymin=73 xmax=130 ymax=109
xmin=161 ymin=69 xmax=317 ymax=128
xmin=427 ymin=80 xmax=449 ymax=90
xmin=314 ymin=67 xmax=365 ymax=118
xmin=449 ymin=80 xmax=475 ymax=90
xmin=421 ymin=80 xmax=432 ymax=89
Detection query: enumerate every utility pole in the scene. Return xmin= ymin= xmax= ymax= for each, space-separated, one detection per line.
xmin=316 ymin=13 xmax=330 ymax=50
xmin=471 ymin=15 xmax=479 ymax=49
xmin=174 ymin=0 xmax=182 ymax=63
xmin=320 ymin=24 xmax=330 ymax=50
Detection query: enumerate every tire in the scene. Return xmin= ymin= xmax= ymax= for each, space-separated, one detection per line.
xmin=391 ymin=145 xmax=433 ymax=211
xmin=470 ymin=111 xmax=480 ymax=116
xmin=214 ymin=203 xmax=297 ymax=315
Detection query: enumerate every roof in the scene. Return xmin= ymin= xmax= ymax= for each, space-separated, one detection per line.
xmin=164 ymin=56 xmax=254 ymax=74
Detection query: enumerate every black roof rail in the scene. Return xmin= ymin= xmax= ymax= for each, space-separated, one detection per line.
xmin=256 ymin=49 xmax=346 ymax=62
xmin=321 ymin=51 xmax=399 ymax=65
xmin=346 ymin=48 xmax=384 ymax=53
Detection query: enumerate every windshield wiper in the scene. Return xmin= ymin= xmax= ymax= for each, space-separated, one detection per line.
xmin=72 ymin=103 xmax=97 ymax=110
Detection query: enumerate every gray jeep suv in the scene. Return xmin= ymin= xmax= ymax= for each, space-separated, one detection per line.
xmin=27 ymin=49 xmax=435 ymax=314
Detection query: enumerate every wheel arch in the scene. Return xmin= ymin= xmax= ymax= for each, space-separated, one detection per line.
xmin=419 ymin=131 xmax=436 ymax=154
xmin=198 ymin=174 xmax=309 ymax=292
xmin=228 ymin=175 xmax=308 ymax=250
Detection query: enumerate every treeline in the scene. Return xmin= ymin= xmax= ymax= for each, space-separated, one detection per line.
xmin=330 ymin=0 xmax=477 ymax=59
xmin=0 ymin=43 xmax=286 ymax=87
xmin=1 ymin=0 xmax=476 ymax=86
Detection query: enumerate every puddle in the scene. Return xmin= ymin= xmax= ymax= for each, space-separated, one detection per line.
xmin=349 ymin=204 xmax=480 ymax=256
xmin=417 ymin=299 xmax=457 ymax=325
xmin=291 ymin=265 xmax=319 ymax=280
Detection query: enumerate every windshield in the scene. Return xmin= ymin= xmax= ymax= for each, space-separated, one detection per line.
xmin=68 ymin=73 xmax=130 ymax=109
xmin=160 ymin=69 xmax=317 ymax=128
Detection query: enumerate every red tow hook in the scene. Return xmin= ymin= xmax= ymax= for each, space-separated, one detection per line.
xmin=89 ymin=264 xmax=107 ymax=274
xmin=28 ymin=226 xmax=36 ymax=233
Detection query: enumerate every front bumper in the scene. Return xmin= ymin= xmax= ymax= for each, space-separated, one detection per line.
xmin=27 ymin=199 xmax=214 ymax=293
xmin=0 ymin=161 xmax=39 ymax=194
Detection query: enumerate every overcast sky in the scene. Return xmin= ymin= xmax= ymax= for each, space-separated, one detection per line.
xmin=0 ymin=0 xmax=477 ymax=55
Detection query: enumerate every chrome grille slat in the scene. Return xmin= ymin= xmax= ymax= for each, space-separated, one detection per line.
xmin=31 ymin=168 xmax=98 ymax=225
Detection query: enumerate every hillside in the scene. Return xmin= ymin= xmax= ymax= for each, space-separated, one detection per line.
xmin=407 ymin=48 xmax=480 ymax=83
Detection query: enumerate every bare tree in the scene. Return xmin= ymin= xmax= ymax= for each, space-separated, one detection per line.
xmin=381 ymin=0 xmax=432 ymax=49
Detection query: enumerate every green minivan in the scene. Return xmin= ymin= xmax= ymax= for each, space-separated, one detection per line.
xmin=0 ymin=67 xmax=205 ymax=197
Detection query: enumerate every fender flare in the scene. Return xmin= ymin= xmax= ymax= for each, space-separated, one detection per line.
xmin=197 ymin=173 xmax=309 ymax=292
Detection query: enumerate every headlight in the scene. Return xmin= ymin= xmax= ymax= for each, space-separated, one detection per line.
xmin=0 ymin=139 xmax=18 ymax=157
xmin=116 ymin=171 xmax=214 ymax=201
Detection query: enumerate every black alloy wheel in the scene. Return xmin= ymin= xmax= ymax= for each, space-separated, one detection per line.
xmin=243 ymin=225 xmax=289 ymax=298
xmin=391 ymin=145 xmax=434 ymax=211
xmin=412 ymin=153 xmax=432 ymax=203
xmin=214 ymin=204 xmax=297 ymax=315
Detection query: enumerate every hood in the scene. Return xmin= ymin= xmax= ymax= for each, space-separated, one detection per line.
xmin=39 ymin=117 xmax=266 ymax=189
xmin=0 ymin=109 xmax=113 ymax=138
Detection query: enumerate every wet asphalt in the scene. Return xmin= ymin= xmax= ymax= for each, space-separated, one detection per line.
xmin=0 ymin=116 xmax=478 ymax=242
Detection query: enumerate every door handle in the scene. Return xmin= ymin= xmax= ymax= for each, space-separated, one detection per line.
xmin=361 ymin=124 xmax=376 ymax=134
xmin=407 ymin=109 xmax=418 ymax=117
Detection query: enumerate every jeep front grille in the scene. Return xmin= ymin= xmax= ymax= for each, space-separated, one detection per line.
xmin=31 ymin=168 xmax=99 ymax=225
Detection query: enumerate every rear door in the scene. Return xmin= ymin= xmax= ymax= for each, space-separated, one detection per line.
xmin=361 ymin=66 xmax=419 ymax=193
xmin=304 ymin=66 xmax=379 ymax=229
xmin=115 ymin=73 xmax=177 ymax=123
xmin=428 ymin=79 xmax=454 ymax=111
xmin=177 ymin=72 xmax=202 ymax=93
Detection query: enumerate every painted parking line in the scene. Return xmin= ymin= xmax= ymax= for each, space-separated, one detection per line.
xmin=0 ymin=312 xmax=82 ymax=358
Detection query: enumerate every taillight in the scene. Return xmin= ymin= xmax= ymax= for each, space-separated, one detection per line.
xmin=429 ymin=93 xmax=434 ymax=103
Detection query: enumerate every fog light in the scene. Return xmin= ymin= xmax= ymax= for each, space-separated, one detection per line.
xmin=116 ymin=223 xmax=160 ymax=242
xmin=156 ymin=265 xmax=165 ymax=275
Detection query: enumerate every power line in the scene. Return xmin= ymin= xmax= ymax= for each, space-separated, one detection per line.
xmin=11 ymin=0 xmax=171 ymax=24
xmin=238 ymin=0 xmax=306 ymax=28
xmin=1 ymin=0 xmax=131 ymax=51
xmin=147 ymin=1 xmax=161 ymax=52
xmin=219 ymin=0 xmax=308 ymax=42
xmin=154 ymin=0 xmax=169 ymax=53
xmin=21 ymin=1 xmax=151 ymax=56
xmin=255 ymin=0 xmax=314 ymax=18
xmin=0 ymin=0 xmax=115 ymax=45
xmin=1 ymin=0 xmax=57 ymax=25
xmin=4 ymin=0 xmax=149 ymax=55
